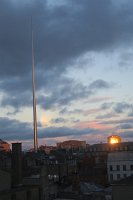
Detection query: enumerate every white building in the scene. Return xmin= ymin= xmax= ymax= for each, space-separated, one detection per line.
xmin=107 ymin=152 xmax=133 ymax=182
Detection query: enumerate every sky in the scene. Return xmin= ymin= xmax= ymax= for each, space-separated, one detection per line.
xmin=1 ymin=0 xmax=133 ymax=149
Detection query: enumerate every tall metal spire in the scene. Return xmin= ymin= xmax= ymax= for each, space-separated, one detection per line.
xmin=31 ymin=19 xmax=38 ymax=152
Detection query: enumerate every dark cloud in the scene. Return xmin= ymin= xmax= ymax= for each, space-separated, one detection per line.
xmin=59 ymin=107 xmax=101 ymax=117
xmin=59 ymin=108 xmax=82 ymax=115
xmin=96 ymin=112 xmax=116 ymax=119
xmin=50 ymin=117 xmax=80 ymax=124
xmin=100 ymin=117 xmax=133 ymax=125
xmin=1 ymin=116 xmax=133 ymax=144
xmin=0 ymin=117 xmax=98 ymax=141
xmin=101 ymin=102 xmax=114 ymax=109
xmin=1 ymin=92 xmax=32 ymax=112
xmin=0 ymin=117 xmax=32 ymax=140
xmin=119 ymin=131 xmax=133 ymax=139
xmin=118 ymin=52 xmax=133 ymax=70
xmin=128 ymin=110 xmax=133 ymax=117
xmin=114 ymin=102 xmax=133 ymax=113
xmin=39 ymin=126 xmax=99 ymax=139
xmin=0 ymin=0 xmax=132 ymax=112
xmin=37 ymin=79 xmax=112 ymax=110
xmin=50 ymin=117 xmax=68 ymax=124
xmin=88 ymin=97 xmax=112 ymax=103
xmin=89 ymin=79 xmax=112 ymax=90
xmin=119 ymin=123 xmax=133 ymax=129
xmin=100 ymin=101 xmax=133 ymax=117
xmin=0 ymin=74 xmax=112 ymax=111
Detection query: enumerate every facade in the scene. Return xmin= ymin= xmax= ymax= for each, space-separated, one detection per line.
xmin=77 ymin=155 xmax=108 ymax=185
xmin=57 ymin=140 xmax=86 ymax=150
xmin=0 ymin=143 xmax=58 ymax=200
xmin=112 ymin=175 xmax=133 ymax=200
xmin=107 ymin=152 xmax=133 ymax=183
xmin=88 ymin=142 xmax=133 ymax=156
xmin=0 ymin=169 xmax=11 ymax=191
xmin=0 ymin=139 xmax=10 ymax=152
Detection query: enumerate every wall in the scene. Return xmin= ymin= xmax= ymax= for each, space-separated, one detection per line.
xmin=0 ymin=186 xmax=40 ymax=200
xmin=112 ymin=185 xmax=133 ymax=200
xmin=107 ymin=152 xmax=133 ymax=182
xmin=0 ymin=169 xmax=11 ymax=191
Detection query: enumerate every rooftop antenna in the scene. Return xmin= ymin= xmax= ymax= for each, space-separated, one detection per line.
xmin=31 ymin=17 xmax=38 ymax=152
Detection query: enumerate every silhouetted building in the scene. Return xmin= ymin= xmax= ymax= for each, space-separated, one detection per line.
xmin=11 ymin=143 xmax=22 ymax=187
xmin=0 ymin=169 xmax=11 ymax=191
xmin=57 ymin=140 xmax=86 ymax=150
xmin=77 ymin=155 xmax=108 ymax=185
xmin=38 ymin=145 xmax=56 ymax=154
xmin=112 ymin=175 xmax=133 ymax=200
xmin=88 ymin=142 xmax=133 ymax=156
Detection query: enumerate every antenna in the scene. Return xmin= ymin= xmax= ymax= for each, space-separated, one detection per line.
xmin=31 ymin=18 xmax=38 ymax=152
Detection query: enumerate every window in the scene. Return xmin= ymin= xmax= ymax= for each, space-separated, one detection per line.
xmin=110 ymin=174 xmax=113 ymax=181
xmin=116 ymin=165 xmax=120 ymax=171
xmin=130 ymin=165 xmax=133 ymax=170
xmin=123 ymin=165 xmax=126 ymax=171
xmin=117 ymin=174 xmax=120 ymax=179
xmin=124 ymin=174 xmax=127 ymax=178
xmin=110 ymin=165 xmax=113 ymax=171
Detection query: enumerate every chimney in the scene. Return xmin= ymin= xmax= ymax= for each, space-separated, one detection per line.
xmin=11 ymin=143 xmax=22 ymax=187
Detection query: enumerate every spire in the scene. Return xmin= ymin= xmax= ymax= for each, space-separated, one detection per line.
xmin=31 ymin=18 xmax=38 ymax=152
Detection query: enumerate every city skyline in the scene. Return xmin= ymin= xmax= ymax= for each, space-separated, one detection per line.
xmin=0 ymin=0 xmax=133 ymax=149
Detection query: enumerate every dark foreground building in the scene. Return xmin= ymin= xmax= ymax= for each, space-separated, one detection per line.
xmin=112 ymin=175 xmax=133 ymax=200
xmin=0 ymin=143 xmax=58 ymax=200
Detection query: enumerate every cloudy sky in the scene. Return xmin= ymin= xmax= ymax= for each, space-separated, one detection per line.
xmin=1 ymin=0 xmax=133 ymax=149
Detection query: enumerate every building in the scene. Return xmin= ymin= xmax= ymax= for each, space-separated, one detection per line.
xmin=0 ymin=169 xmax=11 ymax=191
xmin=88 ymin=142 xmax=133 ymax=156
xmin=86 ymin=139 xmax=133 ymax=185
xmin=0 ymin=139 xmax=10 ymax=152
xmin=57 ymin=140 xmax=86 ymax=150
xmin=38 ymin=145 xmax=56 ymax=154
xmin=0 ymin=143 xmax=58 ymax=200
xmin=107 ymin=151 xmax=133 ymax=183
xmin=112 ymin=175 xmax=133 ymax=200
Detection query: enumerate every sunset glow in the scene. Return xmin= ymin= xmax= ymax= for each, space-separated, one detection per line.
xmin=110 ymin=138 xmax=119 ymax=144
xmin=108 ymin=135 xmax=121 ymax=144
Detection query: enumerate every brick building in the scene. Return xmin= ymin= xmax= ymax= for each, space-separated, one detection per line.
xmin=0 ymin=139 xmax=10 ymax=152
